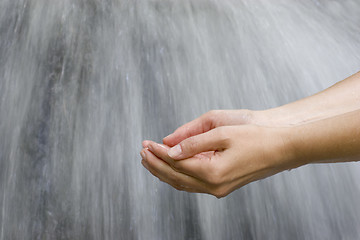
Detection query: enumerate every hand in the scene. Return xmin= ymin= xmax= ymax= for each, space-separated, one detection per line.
xmin=160 ymin=109 xmax=303 ymax=149
xmin=141 ymin=125 xmax=292 ymax=198
xmin=162 ymin=109 xmax=264 ymax=148
xmin=140 ymin=72 xmax=360 ymax=198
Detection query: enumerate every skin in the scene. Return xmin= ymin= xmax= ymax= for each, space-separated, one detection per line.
xmin=140 ymin=72 xmax=360 ymax=198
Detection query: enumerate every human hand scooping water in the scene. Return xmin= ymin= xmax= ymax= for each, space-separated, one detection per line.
xmin=140 ymin=72 xmax=360 ymax=198
xmin=141 ymin=124 xmax=292 ymax=198
xmin=161 ymin=110 xmax=258 ymax=148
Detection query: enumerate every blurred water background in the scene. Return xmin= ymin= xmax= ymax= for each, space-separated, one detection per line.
xmin=1 ymin=0 xmax=360 ymax=239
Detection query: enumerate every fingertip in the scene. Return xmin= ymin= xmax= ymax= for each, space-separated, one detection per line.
xmin=140 ymin=150 xmax=146 ymax=159
xmin=146 ymin=141 xmax=166 ymax=153
xmin=147 ymin=142 xmax=154 ymax=152
xmin=144 ymin=148 xmax=155 ymax=160
xmin=142 ymin=140 xmax=151 ymax=148
xmin=163 ymin=133 xmax=173 ymax=141
xmin=163 ymin=138 xmax=178 ymax=147
xmin=162 ymin=136 xmax=172 ymax=146
xmin=144 ymin=148 xmax=162 ymax=168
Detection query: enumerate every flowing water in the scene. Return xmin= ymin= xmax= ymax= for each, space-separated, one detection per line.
xmin=1 ymin=0 xmax=360 ymax=239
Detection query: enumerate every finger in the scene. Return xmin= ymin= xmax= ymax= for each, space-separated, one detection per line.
xmin=142 ymin=149 xmax=207 ymax=193
xmin=141 ymin=149 xmax=207 ymax=193
xmin=163 ymin=112 xmax=217 ymax=147
xmin=146 ymin=141 xmax=174 ymax=165
xmin=147 ymin=141 xmax=217 ymax=180
xmin=168 ymin=127 xmax=230 ymax=160
xmin=142 ymin=140 xmax=151 ymax=148
xmin=142 ymin=159 xmax=202 ymax=193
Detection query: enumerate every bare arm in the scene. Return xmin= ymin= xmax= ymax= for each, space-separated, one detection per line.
xmin=140 ymin=72 xmax=360 ymax=198
xmin=261 ymin=71 xmax=360 ymax=126
xmin=141 ymin=109 xmax=360 ymax=198
xmin=162 ymin=72 xmax=360 ymax=147
xmin=288 ymin=109 xmax=360 ymax=165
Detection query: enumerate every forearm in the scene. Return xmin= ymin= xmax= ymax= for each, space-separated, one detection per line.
xmin=285 ymin=109 xmax=360 ymax=167
xmin=259 ymin=71 xmax=360 ymax=126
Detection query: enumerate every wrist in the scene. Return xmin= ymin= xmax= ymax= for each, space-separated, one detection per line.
xmin=251 ymin=108 xmax=298 ymax=127
xmin=256 ymin=105 xmax=323 ymax=127
xmin=270 ymin=126 xmax=309 ymax=171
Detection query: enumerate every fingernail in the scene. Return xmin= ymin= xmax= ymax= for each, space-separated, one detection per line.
xmin=140 ymin=151 xmax=146 ymax=159
xmin=168 ymin=144 xmax=182 ymax=158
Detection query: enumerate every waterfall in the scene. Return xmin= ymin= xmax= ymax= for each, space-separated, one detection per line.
xmin=0 ymin=0 xmax=359 ymax=239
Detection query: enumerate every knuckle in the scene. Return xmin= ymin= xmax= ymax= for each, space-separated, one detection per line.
xmin=207 ymin=110 xmax=220 ymax=117
xmin=203 ymin=110 xmax=221 ymax=125
xmin=182 ymin=137 xmax=198 ymax=153
xmin=214 ymin=127 xmax=231 ymax=145
xmin=208 ymin=110 xmax=222 ymax=120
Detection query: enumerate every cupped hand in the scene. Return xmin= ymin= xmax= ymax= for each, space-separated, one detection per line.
xmin=161 ymin=110 xmax=257 ymax=147
xmin=141 ymin=125 xmax=295 ymax=198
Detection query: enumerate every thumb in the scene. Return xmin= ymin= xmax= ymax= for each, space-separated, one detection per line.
xmin=168 ymin=127 xmax=230 ymax=160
